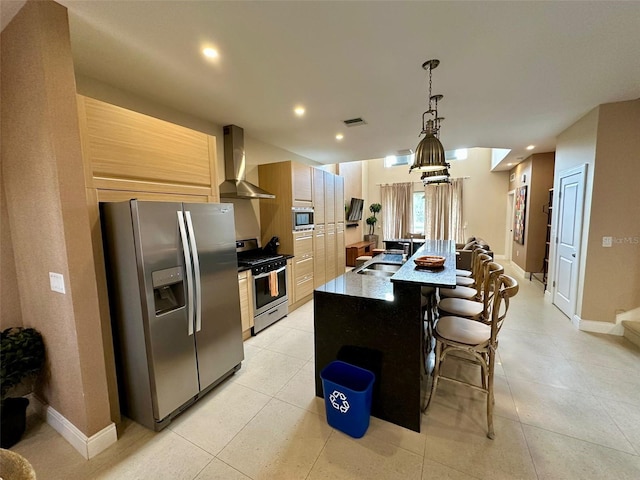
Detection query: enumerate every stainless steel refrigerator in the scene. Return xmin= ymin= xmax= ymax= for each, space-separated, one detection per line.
xmin=100 ymin=200 xmax=244 ymax=431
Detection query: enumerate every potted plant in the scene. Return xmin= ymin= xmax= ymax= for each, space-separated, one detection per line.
xmin=364 ymin=203 xmax=382 ymax=247
xmin=0 ymin=327 xmax=45 ymax=448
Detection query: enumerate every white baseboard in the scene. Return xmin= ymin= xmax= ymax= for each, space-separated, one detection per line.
xmin=28 ymin=395 xmax=117 ymax=459
xmin=572 ymin=314 xmax=625 ymax=336
xmin=509 ymin=262 xmax=527 ymax=279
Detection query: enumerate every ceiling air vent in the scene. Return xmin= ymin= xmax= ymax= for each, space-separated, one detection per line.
xmin=343 ymin=117 xmax=367 ymax=127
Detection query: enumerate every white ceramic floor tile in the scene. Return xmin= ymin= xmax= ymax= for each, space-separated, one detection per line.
xmin=569 ymin=359 xmax=640 ymax=406
xmin=307 ymin=429 xmax=423 ymax=480
xmin=422 ymin=409 xmax=537 ymax=480
xmin=597 ymin=397 xmax=640 ymax=455
xmin=428 ymin=366 xmax=519 ymax=423
xmin=263 ymin=327 xmax=315 ymax=361
xmin=275 ymin=364 xmax=326 ymax=416
xmin=243 ymin=323 xmax=292 ymax=349
xmin=499 ymin=328 xmax=566 ymax=359
xmin=552 ymin=333 xmax=640 ymax=372
xmin=232 ymin=347 xmax=306 ymax=396
xmin=92 ymin=427 xmax=212 ymax=479
xmin=366 ymin=416 xmax=427 ymax=456
xmin=279 ymin=308 xmax=315 ymax=332
xmin=169 ymin=381 xmax=271 ymax=455
xmin=500 ymin=348 xmax=591 ymax=393
xmin=422 ymin=458 xmax=481 ymax=480
xmin=523 ymin=423 xmax=640 ymax=480
xmin=194 ymin=458 xmax=251 ymax=480
xmin=218 ymin=398 xmax=332 ymax=480
xmin=508 ymin=377 xmax=635 ymax=453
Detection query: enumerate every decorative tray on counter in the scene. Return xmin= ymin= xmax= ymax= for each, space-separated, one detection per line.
xmin=414 ymin=255 xmax=446 ymax=269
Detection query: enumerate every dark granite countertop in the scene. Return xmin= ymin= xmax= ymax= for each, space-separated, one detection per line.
xmin=390 ymin=239 xmax=457 ymax=288
xmin=315 ymin=240 xmax=456 ymax=299
xmin=315 ymin=253 xmax=402 ymax=301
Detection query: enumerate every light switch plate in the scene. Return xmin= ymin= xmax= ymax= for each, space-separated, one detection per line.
xmin=602 ymin=236 xmax=613 ymax=248
xmin=49 ymin=272 xmax=66 ymax=294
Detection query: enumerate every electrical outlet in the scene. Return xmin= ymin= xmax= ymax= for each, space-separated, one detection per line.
xmin=602 ymin=236 xmax=613 ymax=248
xmin=49 ymin=272 xmax=66 ymax=294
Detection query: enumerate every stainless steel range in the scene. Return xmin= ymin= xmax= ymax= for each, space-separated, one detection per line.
xmin=236 ymin=239 xmax=288 ymax=334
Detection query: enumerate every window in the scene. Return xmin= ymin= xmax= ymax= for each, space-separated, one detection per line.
xmin=412 ymin=191 xmax=425 ymax=233
xmin=384 ymin=153 xmax=414 ymax=168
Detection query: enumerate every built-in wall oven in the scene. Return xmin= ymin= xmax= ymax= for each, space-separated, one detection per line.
xmin=236 ymin=239 xmax=288 ymax=334
xmin=292 ymin=206 xmax=314 ymax=231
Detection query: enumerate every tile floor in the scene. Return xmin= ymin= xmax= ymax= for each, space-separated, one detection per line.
xmin=10 ymin=262 xmax=640 ymax=479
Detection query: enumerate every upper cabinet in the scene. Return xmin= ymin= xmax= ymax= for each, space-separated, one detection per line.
xmin=291 ymin=162 xmax=313 ymax=206
xmin=77 ymin=95 xmax=219 ymax=201
xmin=324 ymin=171 xmax=335 ymax=224
xmin=313 ymin=168 xmax=325 ymax=224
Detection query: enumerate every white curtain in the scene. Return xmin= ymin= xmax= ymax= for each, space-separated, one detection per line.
xmin=381 ymin=182 xmax=413 ymax=239
xmin=424 ymin=178 xmax=464 ymax=242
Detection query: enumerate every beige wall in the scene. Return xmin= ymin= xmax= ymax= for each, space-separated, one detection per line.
xmin=582 ymin=99 xmax=640 ymax=322
xmin=0 ymin=186 xmax=22 ymax=327
xmin=551 ymin=99 xmax=640 ymax=324
xmin=509 ymin=152 xmax=555 ymax=272
xmin=365 ymin=149 xmax=509 ymax=253
xmin=1 ymin=0 xmax=111 ymax=435
xmin=337 ymin=161 xmax=364 ymax=245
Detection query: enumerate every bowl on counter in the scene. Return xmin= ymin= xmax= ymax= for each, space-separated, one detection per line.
xmin=414 ymin=255 xmax=445 ymax=269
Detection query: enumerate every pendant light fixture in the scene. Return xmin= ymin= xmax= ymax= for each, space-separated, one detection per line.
xmin=410 ymin=59 xmax=450 ymax=176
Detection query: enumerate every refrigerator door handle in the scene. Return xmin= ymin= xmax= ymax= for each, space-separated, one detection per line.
xmin=185 ymin=211 xmax=202 ymax=333
xmin=177 ymin=211 xmax=195 ymax=336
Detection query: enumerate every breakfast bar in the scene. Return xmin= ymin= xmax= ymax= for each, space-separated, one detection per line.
xmin=314 ymin=240 xmax=456 ymax=432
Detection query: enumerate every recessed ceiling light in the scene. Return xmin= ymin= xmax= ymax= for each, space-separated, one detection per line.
xmin=335 ymin=133 xmax=344 ymax=141
xmin=202 ymin=47 xmax=219 ymax=59
xmin=507 ymin=163 xmax=514 ymax=166
xmin=294 ymin=106 xmax=305 ymax=117
xmin=526 ymin=145 xmax=535 ymax=150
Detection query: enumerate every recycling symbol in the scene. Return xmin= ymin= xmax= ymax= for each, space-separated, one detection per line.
xmin=329 ymin=390 xmax=350 ymax=413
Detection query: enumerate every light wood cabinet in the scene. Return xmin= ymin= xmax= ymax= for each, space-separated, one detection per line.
xmin=287 ymin=259 xmax=294 ymax=306
xmin=292 ymin=162 xmax=313 ymax=206
xmin=325 ymin=223 xmax=337 ymax=280
xmin=335 ymin=175 xmax=345 ymax=223
xmin=293 ymin=231 xmax=314 ymax=303
xmin=313 ymin=168 xmax=325 ymax=224
xmin=336 ymin=222 xmax=346 ymax=274
xmin=77 ymin=95 xmax=219 ymax=201
xmin=313 ymin=224 xmax=326 ymax=288
xmin=258 ymin=161 xmax=345 ymax=310
xmin=238 ymin=271 xmax=253 ymax=339
xmin=324 ymin=171 xmax=335 ymax=224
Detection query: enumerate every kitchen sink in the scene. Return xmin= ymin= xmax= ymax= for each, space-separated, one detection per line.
xmin=355 ymin=261 xmax=402 ymax=278
xmin=364 ymin=263 xmax=401 ymax=272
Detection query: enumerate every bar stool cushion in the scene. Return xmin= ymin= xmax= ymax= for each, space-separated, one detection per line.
xmin=438 ymin=297 xmax=484 ymax=318
xmin=456 ymin=269 xmax=472 ymax=277
xmin=436 ymin=315 xmax=491 ymax=345
xmin=439 ymin=285 xmax=477 ymax=299
xmin=456 ymin=276 xmax=475 ymax=287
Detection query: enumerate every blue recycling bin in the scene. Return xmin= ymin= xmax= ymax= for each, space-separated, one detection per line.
xmin=320 ymin=360 xmax=375 ymax=438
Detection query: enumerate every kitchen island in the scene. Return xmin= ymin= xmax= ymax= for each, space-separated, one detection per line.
xmin=314 ymin=240 xmax=456 ymax=432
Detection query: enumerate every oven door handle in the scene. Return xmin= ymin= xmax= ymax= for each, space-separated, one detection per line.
xmin=254 ymin=266 xmax=286 ymax=279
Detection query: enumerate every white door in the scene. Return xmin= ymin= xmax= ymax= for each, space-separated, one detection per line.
xmin=505 ymin=191 xmax=515 ymax=261
xmin=553 ymin=166 xmax=587 ymax=319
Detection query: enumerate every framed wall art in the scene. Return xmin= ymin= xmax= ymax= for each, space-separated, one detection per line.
xmin=513 ymin=185 xmax=527 ymax=245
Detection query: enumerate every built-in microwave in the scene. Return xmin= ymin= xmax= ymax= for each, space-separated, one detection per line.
xmin=292 ymin=207 xmax=314 ymax=231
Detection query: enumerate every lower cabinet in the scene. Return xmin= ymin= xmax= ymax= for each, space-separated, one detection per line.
xmin=238 ymin=271 xmax=253 ymax=339
xmin=293 ymin=231 xmax=314 ymax=304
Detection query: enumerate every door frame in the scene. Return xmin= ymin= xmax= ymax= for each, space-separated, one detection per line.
xmin=505 ymin=190 xmax=515 ymax=262
xmin=549 ymin=164 xmax=588 ymax=319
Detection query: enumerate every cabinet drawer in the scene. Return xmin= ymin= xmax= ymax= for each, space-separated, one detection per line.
xmin=294 ymin=255 xmax=314 ymax=279
xmin=295 ymin=274 xmax=314 ymax=301
xmin=294 ymin=231 xmax=313 ymax=257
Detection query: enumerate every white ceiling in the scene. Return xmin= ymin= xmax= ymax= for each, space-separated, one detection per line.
xmin=6 ymin=1 xmax=640 ymax=170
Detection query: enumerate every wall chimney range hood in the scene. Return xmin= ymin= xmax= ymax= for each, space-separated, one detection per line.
xmin=219 ymin=125 xmax=275 ymax=199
